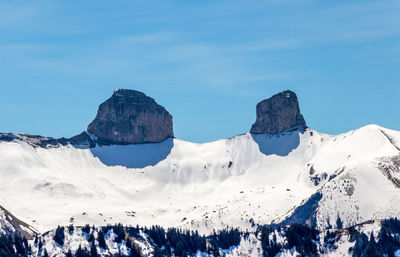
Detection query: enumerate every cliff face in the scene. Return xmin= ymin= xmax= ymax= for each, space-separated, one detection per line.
xmin=86 ymin=89 xmax=173 ymax=144
xmin=250 ymin=90 xmax=306 ymax=134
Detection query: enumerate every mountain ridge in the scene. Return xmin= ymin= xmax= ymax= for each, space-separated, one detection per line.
xmin=0 ymin=123 xmax=399 ymax=235
xmin=1 ymin=89 xmax=311 ymax=148
xmin=0 ymin=90 xmax=399 ymax=250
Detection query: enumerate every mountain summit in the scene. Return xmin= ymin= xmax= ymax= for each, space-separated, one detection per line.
xmin=86 ymin=89 xmax=173 ymax=144
xmin=250 ymin=90 xmax=306 ymax=134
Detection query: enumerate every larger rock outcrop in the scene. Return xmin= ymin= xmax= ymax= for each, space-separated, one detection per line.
xmin=250 ymin=90 xmax=306 ymax=134
xmin=86 ymin=89 xmax=173 ymax=144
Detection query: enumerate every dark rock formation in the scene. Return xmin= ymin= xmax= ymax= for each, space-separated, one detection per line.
xmin=69 ymin=131 xmax=96 ymax=147
xmin=0 ymin=133 xmax=68 ymax=148
xmin=250 ymin=90 xmax=306 ymax=134
xmin=274 ymin=192 xmax=322 ymax=227
xmin=86 ymin=89 xmax=174 ymax=144
xmin=0 ymin=89 xmax=174 ymax=147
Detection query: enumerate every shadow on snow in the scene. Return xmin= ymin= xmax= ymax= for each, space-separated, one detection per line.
xmin=89 ymin=138 xmax=174 ymax=169
xmin=251 ymin=131 xmax=301 ymax=156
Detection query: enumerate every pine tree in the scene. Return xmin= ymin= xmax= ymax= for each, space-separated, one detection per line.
xmin=38 ymin=239 xmax=43 ymax=250
xmin=365 ymin=233 xmax=381 ymax=257
xmin=66 ymin=249 xmax=73 ymax=257
xmin=130 ymin=244 xmax=141 ymax=257
xmin=82 ymin=224 xmax=91 ymax=234
xmin=125 ymin=238 xmax=132 ymax=249
xmin=98 ymin=231 xmax=107 ymax=250
xmin=75 ymin=245 xmax=85 ymax=257
xmin=90 ymin=243 xmax=98 ymax=257
xmin=14 ymin=235 xmax=26 ymax=256
xmin=23 ymin=236 xmax=29 ymax=249
xmin=54 ymin=226 xmax=65 ymax=246
xmin=88 ymin=233 xmax=95 ymax=244
xmin=113 ymin=223 xmax=125 ymax=244
xmin=260 ymin=227 xmax=269 ymax=256
xmin=68 ymin=224 xmax=75 ymax=235
xmin=153 ymin=246 xmax=163 ymax=257
xmin=336 ymin=215 xmax=343 ymax=229
xmin=175 ymin=240 xmax=185 ymax=257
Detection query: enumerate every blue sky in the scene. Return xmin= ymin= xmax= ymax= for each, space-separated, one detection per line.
xmin=0 ymin=0 xmax=399 ymax=142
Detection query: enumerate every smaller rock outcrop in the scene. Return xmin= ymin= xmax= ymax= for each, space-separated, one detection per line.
xmin=0 ymin=133 xmax=68 ymax=148
xmin=86 ymin=89 xmax=174 ymax=144
xmin=250 ymin=90 xmax=306 ymax=134
xmin=69 ymin=131 xmax=96 ymax=147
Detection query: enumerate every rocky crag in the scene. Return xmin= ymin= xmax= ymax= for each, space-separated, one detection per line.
xmin=1 ymin=89 xmax=307 ymax=148
xmin=73 ymin=89 xmax=174 ymax=145
xmin=250 ymin=90 xmax=307 ymax=134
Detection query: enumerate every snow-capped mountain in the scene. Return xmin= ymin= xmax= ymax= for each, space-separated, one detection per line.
xmin=1 ymin=124 xmax=399 ymax=235
xmin=0 ymin=89 xmax=399 ymax=238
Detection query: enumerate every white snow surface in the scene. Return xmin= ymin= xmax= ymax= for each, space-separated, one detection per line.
xmin=0 ymin=125 xmax=399 ymax=234
xmin=0 ymin=205 xmax=37 ymax=237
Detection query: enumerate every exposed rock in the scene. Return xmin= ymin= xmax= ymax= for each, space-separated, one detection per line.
xmin=69 ymin=131 xmax=96 ymax=147
xmin=377 ymin=155 xmax=400 ymax=188
xmin=250 ymin=90 xmax=306 ymax=134
xmin=0 ymin=205 xmax=37 ymax=239
xmin=274 ymin=192 xmax=322 ymax=227
xmin=0 ymin=133 xmax=67 ymax=148
xmin=0 ymin=89 xmax=173 ymax=147
xmin=86 ymin=89 xmax=173 ymax=144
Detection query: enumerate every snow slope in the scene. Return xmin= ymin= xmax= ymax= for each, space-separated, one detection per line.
xmin=0 ymin=205 xmax=37 ymax=238
xmin=0 ymin=125 xmax=399 ymax=234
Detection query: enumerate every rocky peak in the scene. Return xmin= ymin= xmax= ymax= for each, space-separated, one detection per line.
xmin=85 ymin=89 xmax=174 ymax=144
xmin=250 ymin=90 xmax=306 ymax=134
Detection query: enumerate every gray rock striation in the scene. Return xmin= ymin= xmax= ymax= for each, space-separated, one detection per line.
xmin=85 ymin=89 xmax=173 ymax=144
xmin=250 ymin=90 xmax=306 ymax=134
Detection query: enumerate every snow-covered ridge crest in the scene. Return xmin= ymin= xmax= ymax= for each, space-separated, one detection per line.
xmin=0 ymin=89 xmax=399 ymax=236
xmin=0 ymin=124 xmax=399 ymax=235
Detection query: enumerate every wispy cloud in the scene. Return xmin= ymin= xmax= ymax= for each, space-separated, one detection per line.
xmin=0 ymin=0 xmax=399 ymax=93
